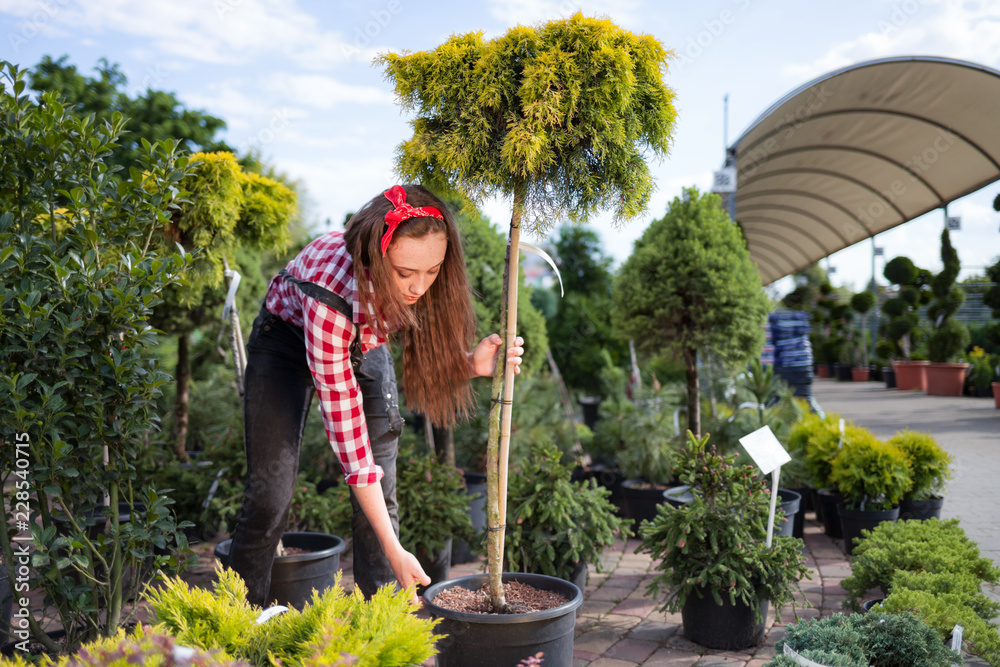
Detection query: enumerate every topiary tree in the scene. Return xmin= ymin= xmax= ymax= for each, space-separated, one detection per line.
xmin=379 ymin=13 xmax=678 ymax=609
xmin=148 ymin=151 xmax=295 ymax=460
xmin=849 ymin=290 xmax=876 ymax=367
xmin=882 ymin=256 xmax=932 ymax=359
xmin=926 ymin=228 xmax=969 ymax=362
xmin=613 ymin=187 xmax=770 ymax=436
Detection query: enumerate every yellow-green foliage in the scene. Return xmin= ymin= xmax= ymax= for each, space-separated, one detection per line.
xmin=158 ymin=151 xmax=294 ymax=295
xmin=881 ymin=589 xmax=1000 ymax=666
xmin=887 ymin=430 xmax=952 ymax=500
xmin=144 ymin=568 xmax=259 ymax=657
xmin=789 ymin=411 xmax=854 ymax=488
xmin=145 ymin=568 xmax=438 ymax=667
xmin=379 ymin=13 xmax=677 ymax=232
xmin=0 ymin=626 xmax=246 ymax=667
xmin=830 ymin=432 xmax=911 ymax=510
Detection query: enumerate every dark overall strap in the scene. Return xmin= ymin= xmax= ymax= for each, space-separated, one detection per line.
xmin=278 ymin=269 xmax=364 ymax=371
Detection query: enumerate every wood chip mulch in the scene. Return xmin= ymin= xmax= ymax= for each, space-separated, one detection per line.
xmin=430 ymin=580 xmax=570 ymax=615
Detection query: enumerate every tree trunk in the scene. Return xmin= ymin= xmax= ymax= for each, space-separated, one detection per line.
xmin=432 ymin=424 xmax=455 ymax=467
xmin=485 ymin=182 xmax=525 ymax=612
xmin=683 ymin=346 xmax=700 ymax=437
xmin=172 ymin=332 xmax=191 ymax=462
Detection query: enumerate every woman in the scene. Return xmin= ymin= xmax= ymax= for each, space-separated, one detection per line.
xmin=228 ymin=184 xmax=522 ymax=605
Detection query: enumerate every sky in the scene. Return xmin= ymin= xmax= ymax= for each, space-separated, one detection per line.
xmin=3 ymin=0 xmax=999 ymax=298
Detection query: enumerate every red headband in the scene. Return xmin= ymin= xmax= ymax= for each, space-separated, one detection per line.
xmin=380 ymin=185 xmax=445 ymax=256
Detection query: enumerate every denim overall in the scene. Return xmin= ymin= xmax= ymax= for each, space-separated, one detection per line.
xmin=227 ymin=271 xmax=403 ymax=604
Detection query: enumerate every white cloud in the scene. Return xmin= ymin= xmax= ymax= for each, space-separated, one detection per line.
xmin=267 ymin=74 xmax=395 ymax=110
xmin=784 ymin=0 xmax=1000 ymax=81
xmin=2 ymin=0 xmax=373 ymax=68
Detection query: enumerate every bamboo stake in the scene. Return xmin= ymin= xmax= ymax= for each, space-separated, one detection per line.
xmin=485 ymin=184 xmax=524 ymax=611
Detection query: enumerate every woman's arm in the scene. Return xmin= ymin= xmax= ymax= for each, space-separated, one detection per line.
xmin=469 ymin=334 xmax=524 ymax=378
xmin=352 ymin=483 xmax=430 ymax=602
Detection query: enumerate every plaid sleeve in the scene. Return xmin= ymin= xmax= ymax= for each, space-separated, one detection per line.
xmin=302 ymin=299 xmax=384 ymax=487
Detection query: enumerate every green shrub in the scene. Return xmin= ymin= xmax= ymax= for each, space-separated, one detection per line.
xmin=640 ymin=432 xmax=809 ymax=622
xmin=0 ymin=626 xmax=249 ymax=666
xmin=842 ymin=518 xmax=999 ymax=610
xmin=887 ymin=430 xmax=952 ymax=500
xmin=769 ymin=612 xmax=960 ymax=667
xmin=881 ymin=588 xmax=1000 ymax=666
xmin=505 ymin=443 xmax=630 ymax=580
xmin=146 ymin=568 xmax=438 ymax=667
xmin=789 ymin=412 xmax=849 ymax=489
xmin=397 ymin=443 xmax=476 ymax=557
xmin=841 ymin=518 xmax=1000 ymax=665
xmin=0 ymin=61 xmax=195 ymax=653
xmin=829 ymin=432 xmax=911 ymax=510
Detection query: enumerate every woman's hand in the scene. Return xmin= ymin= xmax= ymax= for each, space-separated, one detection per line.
xmin=385 ymin=543 xmax=431 ymax=605
xmin=470 ymin=334 xmax=524 ymax=377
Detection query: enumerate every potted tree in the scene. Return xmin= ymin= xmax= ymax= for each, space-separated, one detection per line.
xmin=791 ymin=411 xmax=850 ymax=538
xmin=504 ymin=443 xmax=630 ymax=590
xmin=640 ymin=432 xmax=810 ymax=651
xmin=379 ymin=14 xmax=678 ymax=665
xmin=829 ymin=431 xmax=912 ymax=555
xmin=888 ymin=430 xmax=952 ymax=520
xmin=882 ymin=256 xmax=933 ymax=390
xmin=614 ymin=187 xmax=771 ymax=437
xmin=925 ymin=228 xmax=970 ymax=396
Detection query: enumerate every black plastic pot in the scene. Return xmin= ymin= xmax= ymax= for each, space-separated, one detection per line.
xmin=816 ymin=488 xmax=844 ymax=538
xmin=590 ymin=465 xmax=625 ymax=513
xmin=453 ymin=473 xmax=487 ymax=565
xmin=837 ymin=503 xmax=899 ymax=556
xmin=577 ymin=396 xmax=602 ymax=430
xmin=215 ymin=532 xmax=345 ymax=608
xmin=417 ymin=538 xmax=452 ymax=591
xmin=862 ymin=598 xmax=886 ymax=613
xmin=622 ymin=479 xmax=669 ymax=532
xmin=882 ymin=366 xmax=896 ymax=389
xmin=898 ymin=496 xmax=944 ymax=521
xmin=681 ymin=586 xmax=768 ymax=650
xmin=835 ymin=362 xmax=853 ymax=381
xmin=423 ymin=573 xmax=582 ymax=667
xmin=775 ymin=489 xmax=801 ymax=538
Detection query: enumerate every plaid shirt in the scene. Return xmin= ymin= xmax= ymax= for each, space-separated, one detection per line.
xmin=265 ymin=232 xmax=387 ymax=487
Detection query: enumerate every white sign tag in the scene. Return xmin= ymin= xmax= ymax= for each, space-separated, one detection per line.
xmin=739 ymin=425 xmax=791 ymax=475
xmin=950 ymin=624 xmax=964 ymax=654
xmin=783 ymin=644 xmax=833 ymax=667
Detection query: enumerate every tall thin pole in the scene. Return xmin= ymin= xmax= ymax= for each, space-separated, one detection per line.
xmin=723 ymin=94 xmax=729 ymax=151
xmin=870 ymin=237 xmax=878 ymax=363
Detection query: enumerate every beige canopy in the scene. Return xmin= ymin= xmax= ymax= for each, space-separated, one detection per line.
xmin=729 ymin=56 xmax=1000 ymax=285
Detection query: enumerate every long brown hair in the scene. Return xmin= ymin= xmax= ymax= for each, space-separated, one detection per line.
xmin=344 ymin=184 xmax=476 ymax=427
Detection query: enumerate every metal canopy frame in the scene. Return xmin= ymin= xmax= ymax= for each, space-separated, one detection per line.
xmin=728 ymin=56 xmax=1000 ymax=285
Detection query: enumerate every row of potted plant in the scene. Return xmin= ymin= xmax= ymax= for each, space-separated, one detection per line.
xmin=788 ymin=412 xmax=953 ymax=552
xmin=841 ymin=518 xmax=1000 ymax=665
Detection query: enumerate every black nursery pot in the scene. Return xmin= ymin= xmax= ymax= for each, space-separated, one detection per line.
xmin=681 ymin=586 xmax=768 ymax=650
xmin=423 ymin=573 xmax=582 ymax=667
xmin=837 ymin=503 xmax=900 ymax=556
xmin=215 ymin=532 xmax=345 ymax=609
xmin=816 ymin=488 xmax=844 ymax=538
xmin=898 ymin=496 xmax=944 ymax=521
